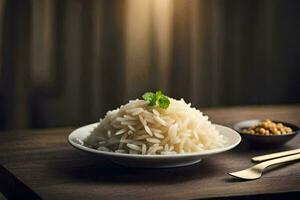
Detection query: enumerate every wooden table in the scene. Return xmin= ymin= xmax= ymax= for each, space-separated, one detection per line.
xmin=1 ymin=105 xmax=300 ymax=200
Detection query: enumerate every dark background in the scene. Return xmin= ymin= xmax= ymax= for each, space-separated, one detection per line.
xmin=0 ymin=0 xmax=299 ymax=130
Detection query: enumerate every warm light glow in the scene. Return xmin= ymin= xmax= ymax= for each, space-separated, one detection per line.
xmin=125 ymin=0 xmax=173 ymax=98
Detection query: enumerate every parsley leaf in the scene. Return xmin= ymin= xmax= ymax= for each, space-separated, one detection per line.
xmin=142 ymin=92 xmax=156 ymax=106
xmin=142 ymin=90 xmax=170 ymax=109
xmin=158 ymin=95 xmax=170 ymax=109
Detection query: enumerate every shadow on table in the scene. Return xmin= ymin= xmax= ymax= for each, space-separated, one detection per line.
xmin=53 ymin=152 xmax=220 ymax=185
xmin=52 ymin=138 xmax=299 ymax=185
xmin=233 ymin=139 xmax=296 ymax=152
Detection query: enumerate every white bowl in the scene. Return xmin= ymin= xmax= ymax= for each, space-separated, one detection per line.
xmin=68 ymin=123 xmax=241 ymax=168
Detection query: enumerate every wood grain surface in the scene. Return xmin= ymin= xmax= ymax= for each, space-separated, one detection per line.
xmin=1 ymin=105 xmax=300 ymax=199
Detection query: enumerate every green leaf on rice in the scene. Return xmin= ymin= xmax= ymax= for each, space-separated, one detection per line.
xmin=142 ymin=90 xmax=170 ymax=109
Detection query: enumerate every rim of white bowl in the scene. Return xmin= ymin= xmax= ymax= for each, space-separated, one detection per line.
xmin=68 ymin=123 xmax=241 ymax=158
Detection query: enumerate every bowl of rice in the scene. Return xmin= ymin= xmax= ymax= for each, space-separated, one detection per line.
xmin=69 ymin=91 xmax=241 ymax=168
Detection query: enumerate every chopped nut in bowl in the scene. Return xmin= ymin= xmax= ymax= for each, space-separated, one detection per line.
xmin=242 ymin=119 xmax=293 ymax=136
xmin=233 ymin=119 xmax=299 ymax=146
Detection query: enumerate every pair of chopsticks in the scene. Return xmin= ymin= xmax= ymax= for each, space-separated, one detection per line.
xmin=228 ymin=148 xmax=300 ymax=180
xmin=252 ymin=148 xmax=300 ymax=162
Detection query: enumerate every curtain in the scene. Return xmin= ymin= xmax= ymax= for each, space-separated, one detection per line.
xmin=0 ymin=0 xmax=299 ymax=129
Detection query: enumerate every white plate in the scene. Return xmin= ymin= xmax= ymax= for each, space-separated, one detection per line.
xmin=68 ymin=123 xmax=241 ymax=168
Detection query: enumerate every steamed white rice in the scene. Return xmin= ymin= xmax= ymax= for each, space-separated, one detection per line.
xmin=84 ymin=98 xmax=226 ymax=155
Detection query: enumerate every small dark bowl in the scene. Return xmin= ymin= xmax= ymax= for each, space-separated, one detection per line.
xmin=233 ymin=119 xmax=300 ymax=146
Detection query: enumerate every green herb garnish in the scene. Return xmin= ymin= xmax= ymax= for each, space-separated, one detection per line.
xmin=142 ymin=92 xmax=156 ymax=106
xmin=142 ymin=90 xmax=170 ymax=109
